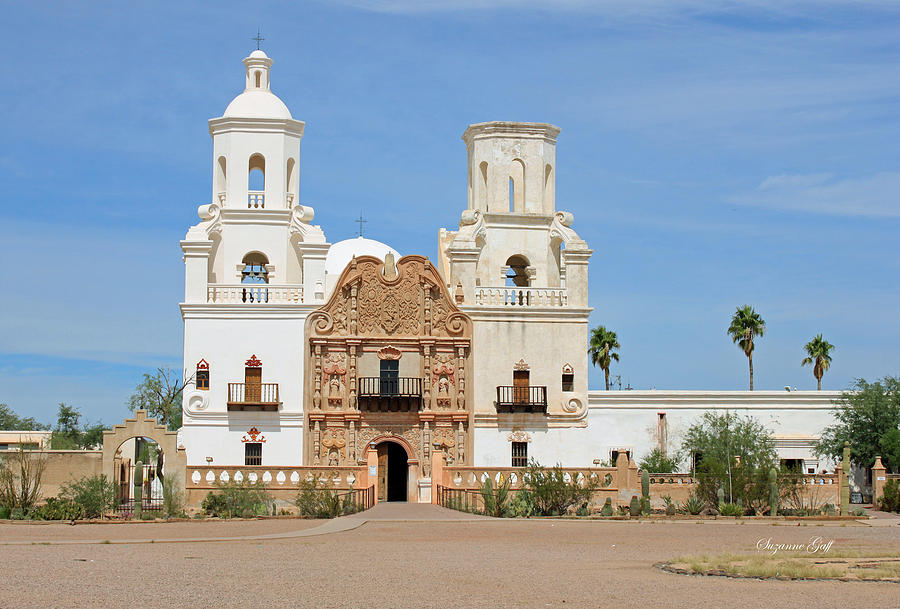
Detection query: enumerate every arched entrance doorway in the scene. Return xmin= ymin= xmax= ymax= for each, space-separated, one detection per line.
xmin=377 ymin=441 xmax=408 ymax=502
xmin=113 ymin=436 xmax=165 ymax=516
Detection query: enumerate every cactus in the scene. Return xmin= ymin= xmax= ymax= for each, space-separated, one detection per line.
xmin=600 ymin=498 xmax=613 ymax=517
xmin=629 ymin=495 xmax=641 ymax=517
xmin=716 ymin=487 xmax=725 ymax=508
xmin=768 ymin=467 xmax=778 ymax=516
xmin=133 ymin=460 xmax=144 ymax=520
xmin=641 ymin=470 xmax=650 ymax=514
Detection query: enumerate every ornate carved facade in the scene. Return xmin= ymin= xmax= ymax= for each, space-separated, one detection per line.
xmin=305 ymin=255 xmax=473 ymax=478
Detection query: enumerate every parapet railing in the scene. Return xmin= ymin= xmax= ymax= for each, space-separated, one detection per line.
xmin=473 ymin=286 xmax=567 ymax=307
xmin=207 ymin=284 xmax=304 ymax=304
xmin=188 ymin=465 xmax=367 ymax=489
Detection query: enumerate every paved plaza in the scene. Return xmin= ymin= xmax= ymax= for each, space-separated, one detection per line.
xmin=0 ymin=505 xmax=898 ymax=609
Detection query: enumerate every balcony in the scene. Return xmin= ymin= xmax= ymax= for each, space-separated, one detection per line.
xmin=227 ymin=383 xmax=280 ymax=411
xmin=357 ymin=377 xmax=422 ymax=412
xmin=474 ymin=287 xmax=567 ymax=307
xmin=207 ymin=284 xmax=304 ymax=304
xmin=496 ymin=385 xmax=548 ymax=414
xmin=248 ymin=191 xmax=265 ymax=208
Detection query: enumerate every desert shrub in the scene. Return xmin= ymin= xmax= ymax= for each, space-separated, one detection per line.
xmin=0 ymin=506 xmax=9 ymax=519
xmin=0 ymin=448 xmax=46 ymax=512
xmin=662 ymin=495 xmax=676 ymax=516
xmin=507 ymin=490 xmax=535 ymax=518
xmin=522 ymin=460 xmax=598 ymax=516
xmin=680 ymin=492 xmax=704 ymax=515
xmin=480 ymin=474 xmax=512 ymax=517
xmin=718 ymin=502 xmax=744 ymax=517
xmin=294 ymin=478 xmax=356 ymax=518
xmin=638 ymin=448 xmax=683 ymax=474
xmin=10 ymin=507 xmax=25 ymax=520
xmin=162 ymin=474 xmax=185 ymax=518
xmin=879 ymin=479 xmax=899 ymax=513
xmin=60 ymin=474 xmax=117 ymax=519
xmin=31 ymin=497 xmax=84 ymax=521
xmin=202 ymin=479 xmax=271 ymax=518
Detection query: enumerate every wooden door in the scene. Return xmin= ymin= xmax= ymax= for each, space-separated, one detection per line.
xmin=513 ymin=370 xmax=530 ymax=404
xmin=377 ymin=445 xmax=388 ymax=502
xmin=245 ymin=367 xmax=262 ymax=402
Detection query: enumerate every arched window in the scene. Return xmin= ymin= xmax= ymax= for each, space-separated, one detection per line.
xmin=216 ymin=156 xmax=226 ymax=200
xmin=255 ymin=71 xmax=261 ymax=88
xmin=248 ymin=154 xmax=266 ymax=208
xmin=543 ymin=163 xmax=554 ymax=211
xmin=196 ymin=359 xmax=210 ymax=390
xmin=561 ymin=364 xmax=574 ymax=392
xmin=509 ymin=158 xmax=525 ymax=212
xmin=286 ymin=158 xmax=297 ymax=205
xmin=505 ymin=255 xmax=530 ymax=287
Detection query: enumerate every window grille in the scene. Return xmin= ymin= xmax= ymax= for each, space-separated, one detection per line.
xmin=245 ymin=442 xmax=262 ymax=466
xmin=511 ymin=442 xmax=528 ymax=467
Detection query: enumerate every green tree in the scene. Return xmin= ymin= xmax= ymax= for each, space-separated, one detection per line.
xmin=638 ymin=447 xmax=683 ymax=474
xmin=681 ymin=411 xmax=778 ymax=511
xmin=127 ymin=368 xmax=189 ymax=431
xmin=0 ymin=404 xmax=50 ymax=431
xmin=727 ymin=305 xmax=766 ymax=390
xmin=815 ymin=376 xmax=900 ymax=473
xmin=50 ymin=403 xmax=82 ymax=449
xmin=801 ymin=334 xmax=835 ymax=390
xmin=589 ymin=325 xmax=620 ymax=390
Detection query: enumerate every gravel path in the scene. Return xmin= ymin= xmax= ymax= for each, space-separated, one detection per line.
xmin=0 ymin=510 xmax=897 ymax=609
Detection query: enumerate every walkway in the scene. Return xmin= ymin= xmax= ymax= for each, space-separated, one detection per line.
xmin=0 ymin=502 xmax=488 ymax=546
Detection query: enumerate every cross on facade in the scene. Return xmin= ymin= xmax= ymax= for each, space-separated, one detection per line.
xmin=356 ymin=212 xmax=367 ymax=237
xmin=252 ymin=29 xmax=265 ymax=50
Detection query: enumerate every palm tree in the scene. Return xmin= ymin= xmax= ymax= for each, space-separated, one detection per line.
xmin=589 ymin=325 xmax=620 ymax=390
xmin=727 ymin=305 xmax=766 ymax=390
xmin=801 ymin=334 xmax=834 ymax=390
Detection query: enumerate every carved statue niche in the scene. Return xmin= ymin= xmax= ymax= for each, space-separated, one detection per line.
xmin=321 ymin=428 xmax=347 ymax=464
xmin=323 ymin=352 xmax=347 ymax=407
xmin=432 ymin=427 xmax=456 ymax=465
xmin=432 ymin=354 xmax=455 ymax=410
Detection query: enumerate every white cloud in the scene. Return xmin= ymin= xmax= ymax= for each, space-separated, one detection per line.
xmin=728 ymin=171 xmax=900 ymax=217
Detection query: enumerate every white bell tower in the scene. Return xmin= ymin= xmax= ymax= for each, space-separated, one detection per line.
xmin=179 ymin=49 xmax=329 ymax=469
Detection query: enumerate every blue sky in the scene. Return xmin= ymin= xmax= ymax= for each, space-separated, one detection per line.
xmin=1 ymin=1 xmax=899 ymax=425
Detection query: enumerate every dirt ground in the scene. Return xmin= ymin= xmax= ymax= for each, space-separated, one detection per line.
xmin=0 ymin=508 xmax=897 ymax=609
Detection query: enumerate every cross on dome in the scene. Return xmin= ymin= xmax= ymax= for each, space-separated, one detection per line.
xmin=252 ymin=29 xmax=265 ymax=50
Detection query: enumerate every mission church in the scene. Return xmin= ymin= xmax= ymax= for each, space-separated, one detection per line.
xmin=178 ymin=50 xmax=839 ymax=502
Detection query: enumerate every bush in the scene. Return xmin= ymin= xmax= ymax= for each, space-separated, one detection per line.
xmin=10 ymin=507 xmax=25 ymax=520
xmin=718 ymin=502 xmax=744 ymax=517
xmin=60 ymin=474 xmax=117 ymax=519
xmin=480 ymin=474 xmax=512 ymax=517
xmin=202 ymin=479 xmax=272 ymax=518
xmin=638 ymin=448 xmax=682 ymax=474
xmin=879 ymin=479 xmax=899 ymax=513
xmin=507 ymin=490 xmax=536 ymax=518
xmin=680 ymin=493 xmax=704 ymax=515
xmin=522 ymin=460 xmax=598 ymax=516
xmin=31 ymin=497 xmax=84 ymax=521
xmin=294 ymin=477 xmax=352 ymax=518
xmin=162 ymin=474 xmax=185 ymax=519
xmin=0 ymin=448 xmax=46 ymax=512
xmin=0 ymin=506 xmax=9 ymax=519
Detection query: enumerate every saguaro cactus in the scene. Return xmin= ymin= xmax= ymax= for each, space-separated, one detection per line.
xmin=768 ymin=467 xmax=778 ymax=517
xmin=629 ymin=495 xmax=641 ymax=517
xmin=840 ymin=442 xmax=851 ymax=516
xmin=641 ymin=470 xmax=651 ymax=515
xmin=600 ymin=498 xmax=613 ymax=517
xmin=133 ymin=460 xmax=144 ymax=520
xmin=716 ymin=486 xmax=725 ymax=508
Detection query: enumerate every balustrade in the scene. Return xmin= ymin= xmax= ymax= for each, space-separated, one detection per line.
xmin=227 ymin=382 xmax=280 ymax=411
xmin=188 ymin=465 xmax=366 ymax=489
xmin=207 ymin=284 xmax=304 ymax=304
xmin=474 ymin=286 xmax=567 ymax=307
xmin=248 ymin=191 xmax=265 ymax=208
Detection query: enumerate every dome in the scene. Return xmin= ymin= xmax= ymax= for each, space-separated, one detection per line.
xmin=325 ymin=237 xmax=401 ymax=276
xmin=249 ymin=49 xmax=269 ymax=59
xmin=223 ymin=90 xmax=292 ymax=119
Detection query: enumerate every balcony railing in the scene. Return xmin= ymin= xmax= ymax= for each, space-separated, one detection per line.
xmin=474 ymin=287 xmax=567 ymax=307
xmin=248 ymin=191 xmax=265 ymax=208
xmin=496 ymin=385 xmax=548 ymax=414
xmin=357 ymin=377 xmax=422 ymax=412
xmin=227 ymin=383 xmax=280 ymax=411
xmin=207 ymin=284 xmax=304 ymax=304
